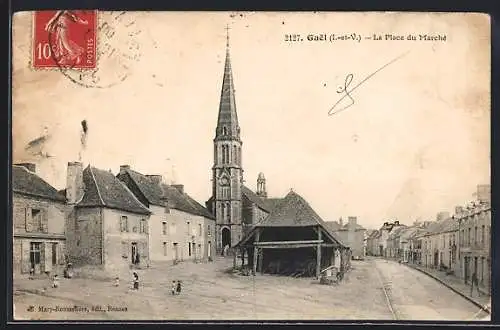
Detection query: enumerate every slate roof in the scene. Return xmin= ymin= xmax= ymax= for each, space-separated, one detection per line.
xmin=161 ymin=184 xmax=215 ymax=219
xmin=242 ymin=185 xmax=271 ymax=212
xmin=238 ymin=190 xmax=348 ymax=248
xmin=77 ymin=166 xmax=151 ymax=215
xmin=119 ymin=169 xmax=165 ymax=207
xmin=12 ymin=165 xmax=66 ymax=202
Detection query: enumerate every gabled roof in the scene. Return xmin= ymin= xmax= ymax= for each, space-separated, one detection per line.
xmin=367 ymin=230 xmax=379 ymax=239
xmin=237 ymin=190 xmax=348 ymax=248
xmin=117 ymin=169 xmax=165 ymax=207
xmin=263 ymin=198 xmax=284 ymax=212
xmin=341 ymin=222 xmax=366 ymax=231
xmin=388 ymin=226 xmax=407 ymax=239
xmin=161 ymin=184 xmax=215 ymax=219
xmin=325 ymin=221 xmax=342 ymax=231
xmin=12 ymin=165 xmax=66 ymax=202
xmin=77 ymin=166 xmax=151 ymax=215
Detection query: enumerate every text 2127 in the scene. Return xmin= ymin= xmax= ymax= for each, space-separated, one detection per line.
xmin=285 ymin=34 xmax=303 ymax=42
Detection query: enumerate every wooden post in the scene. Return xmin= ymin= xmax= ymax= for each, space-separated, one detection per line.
xmin=259 ymin=250 xmax=264 ymax=274
xmin=233 ymin=248 xmax=237 ymax=269
xmin=316 ymin=227 xmax=322 ymax=278
xmin=253 ymin=228 xmax=261 ymax=275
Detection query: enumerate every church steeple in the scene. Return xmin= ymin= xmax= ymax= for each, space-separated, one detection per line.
xmin=210 ymin=25 xmax=244 ymax=251
xmin=215 ymin=25 xmax=240 ymax=141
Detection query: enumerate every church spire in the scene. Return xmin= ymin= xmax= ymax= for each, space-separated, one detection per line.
xmin=216 ymin=24 xmax=240 ymax=141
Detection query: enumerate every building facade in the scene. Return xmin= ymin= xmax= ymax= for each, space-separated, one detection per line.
xmin=117 ymin=166 xmax=216 ymax=263
xmin=65 ymin=162 xmax=152 ymax=274
xmin=329 ymin=217 xmax=366 ymax=259
xmin=457 ymin=184 xmax=491 ymax=292
xmin=13 ymin=163 xmax=67 ymax=276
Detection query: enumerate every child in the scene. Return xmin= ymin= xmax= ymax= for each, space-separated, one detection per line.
xmin=113 ymin=276 xmax=120 ymax=287
xmin=176 ymin=280 xmax=182 ymax=295
xmin=171 ymin=280 xmax=177 ymax=295
xmin=52 ymin=275 xmax=59 ymax=288
xmin=133 ymin=272 xmax=139 ymax=290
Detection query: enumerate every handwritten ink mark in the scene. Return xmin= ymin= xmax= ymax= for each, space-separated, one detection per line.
xmin=328 ymin=51 xmax=410 ymax=116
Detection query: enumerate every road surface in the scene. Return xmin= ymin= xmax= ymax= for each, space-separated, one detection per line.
xmin=372 ymin=258 xmax=489 ymax=321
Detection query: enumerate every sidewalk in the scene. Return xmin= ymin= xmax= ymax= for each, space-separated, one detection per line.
xmin=404 ymin=262 xmax=490 ymax=314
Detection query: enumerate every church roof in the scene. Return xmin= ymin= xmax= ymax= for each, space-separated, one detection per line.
xmin=13 ymin=165 xmax=66 ymax=202
xmin=77 ymin=166 xmax=151 ymax=215
xmin=215 ymin=29 xmax=240 ymax=140
xmin=242 ymin=185 xmax=271 ymax=212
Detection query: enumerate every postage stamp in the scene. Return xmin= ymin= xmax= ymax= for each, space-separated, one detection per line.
xmin=32 ymin=10 xmax=97 ymax=69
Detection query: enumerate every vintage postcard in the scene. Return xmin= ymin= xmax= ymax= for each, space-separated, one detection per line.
xmin=11 ymin=11 xmax=491 ymax=321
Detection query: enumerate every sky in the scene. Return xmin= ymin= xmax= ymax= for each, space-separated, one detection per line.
xmin=12 ymin=12 xmax=490 ymax=229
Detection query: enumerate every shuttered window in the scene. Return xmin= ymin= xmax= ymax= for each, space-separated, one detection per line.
xmin=120 ymin=216 xmax=128 ymax=232
xmin=121 ymin=241 xmax=128 ymax=258
xmin=25 ymin=208 xmax=32 ymax=232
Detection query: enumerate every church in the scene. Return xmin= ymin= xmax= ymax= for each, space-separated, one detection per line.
xmin=205 ymin=29 xmax=284 ymax=253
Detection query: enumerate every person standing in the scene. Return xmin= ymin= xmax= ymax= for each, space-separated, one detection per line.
xmin=471 ymin=271 xmax=481 ymax=297
xmin=133 ymin=272 xmax=139 ymax=290
xmin=171 ymin=281 xmax=177 ymax=295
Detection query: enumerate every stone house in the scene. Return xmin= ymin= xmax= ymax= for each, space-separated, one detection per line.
xmin=64 ymin=162 xmax=152 ymax=274
xmin=386 ymin=225 xmax=407 ymax=259
xmin=326 ymin=217 xmax=366 ymax=259
xmin=116 ymin=165 xmax=216 ymax=263
xmin=457 ymin=184 xmax=491 ymax=293
xmin=377 ymin=221 xmax=403 ymax=257
xmin=13 ymin=163 xmax=66 ymax=277
xmin=366 ymin=230 xmax=380 ymax=256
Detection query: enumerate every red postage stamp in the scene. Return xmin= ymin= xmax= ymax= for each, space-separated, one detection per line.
xmin=32 ymin=10 xmax=97 ymax=69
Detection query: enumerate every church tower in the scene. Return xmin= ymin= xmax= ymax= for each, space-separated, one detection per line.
xmin=212 ymin=26 xmax=243 ymax=251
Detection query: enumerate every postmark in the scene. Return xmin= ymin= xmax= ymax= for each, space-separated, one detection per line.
xmin=33 ymin=10 xmax=97 ymax=69
xmin=32 ymin=11 xmax=143 ymax=89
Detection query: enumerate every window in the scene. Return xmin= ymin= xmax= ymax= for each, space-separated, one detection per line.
xmin=226 ymin=203 xmax=231 ymax=223
xmin=162 ymin=221 xmax=167 ymax=235
xmin=140 ymin=219 xmax=147 ymax=234
xmin=198 ymin=224 xmax=202 ymax=236
xmin=222 ymin=126 xmax=227 ymax=135
xmin=187 ymin=222 xmax=191 ymax=235
xmin=208 ymin=225 xmax=211 ymax=236
xmin=120 ymin=216 xmax=128 ymax=232
xmin=474 ymin=226 xmax=478 ymax=245
xmin=30 ymin=242 xmax=41 ymax=267
xmin=163 ymin=242 xmax=167 ymax=256
xmin=188 ymin=242 xmax=192 ymax=257
xmin=32 ymin=209 xmax=42 ymax=232
xmin=481 ymin=225 xmax=485 ymax=245
xmin=468 ymin=228 xmax=471 ymax=245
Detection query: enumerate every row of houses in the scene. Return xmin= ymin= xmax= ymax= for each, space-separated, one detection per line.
xmin=367 ymin=184 xmax=491 ymax=294
xmin=326 ymin=217 xmax=367 ymax=260
xmin=13 ymin=162 xmax=217 ymax=277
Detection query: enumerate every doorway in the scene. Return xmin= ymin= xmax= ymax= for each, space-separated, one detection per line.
xmin=464 ymin=256 xmax=470 ymax=283
xmin=131 ymin=243 xmax=139 ymax=265
xmin=52 ymin=243 xmax=58 ymax=266
xmin=222 ymin=227 xmax=231 ymax=248
xmin=208 ymin=241 xmax=212 ymax=258
xmin=173 ymin=242 xmax=179 ymax=260
xmin=30 ymin=242 xmax=42 ymax=274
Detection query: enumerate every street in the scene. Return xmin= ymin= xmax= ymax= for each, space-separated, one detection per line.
xmin=13 ymin=257 xmax=488 ymax=321
xmin=372 ymin=258 xmax=489 ymax=321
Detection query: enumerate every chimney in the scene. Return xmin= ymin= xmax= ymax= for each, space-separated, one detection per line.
xmin=436 ymin=211 xmax=450 ymax=221
xmin=394 ymin=220 xmax=400 ymax=226
xmin=66 ymin=162 xmax=84 ymax=204
xmin=383 ymin=222 xmax=388 ymax=226
xmin=476 ymin=184 xmax=491 ymax=204
xmin=348 ymin=216 xmax=357 ymax=227
xmin=119 ymin=165 xmax=130 ymax=174
xmin=339 ymin=217 xmax=343 ymax=227
xmin=15 ymin=163 xmax=36 ymax=173
xmin=172 ymin=184 xmax=184 ymax=194
xmin=146 ymin=174 xmax=162 ymax=185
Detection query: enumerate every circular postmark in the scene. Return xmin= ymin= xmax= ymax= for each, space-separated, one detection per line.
xmin=47 ymin=11 xmax=142 ymax=89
